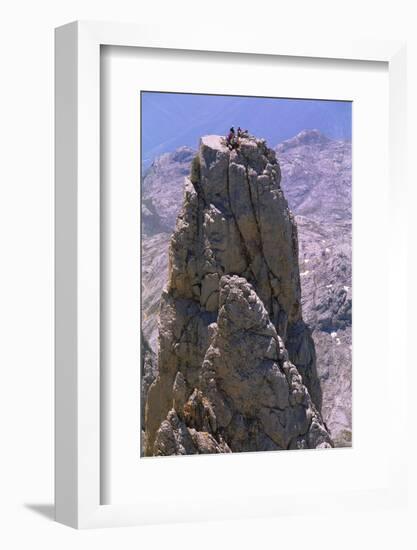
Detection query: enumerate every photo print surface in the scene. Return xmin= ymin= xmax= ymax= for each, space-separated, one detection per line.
xmin=141 ymin=92 xmax=352 ymax=457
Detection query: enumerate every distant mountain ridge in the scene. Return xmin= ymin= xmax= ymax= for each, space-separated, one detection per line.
xmin=141 ymin=94 xmax=351 ymax=167
xmin=278 ymin=128 xmax=331 ymax=149
xmin=276 ymin=130 xmax=351 ymax=223
xmin=142 ymin=146 xmax=195 ymax=235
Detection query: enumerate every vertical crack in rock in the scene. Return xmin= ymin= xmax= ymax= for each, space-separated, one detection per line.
xmin=243 ymin=159 xmax=276 ymax=316
xmin=225 ymin=154 xmax=253 ymax=279
xmin=144 ymin=134 xmax=331 ymax=456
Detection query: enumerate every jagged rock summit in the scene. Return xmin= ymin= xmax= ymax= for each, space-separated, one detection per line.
xmin=144 ymin=134 xmax=332 ymax=455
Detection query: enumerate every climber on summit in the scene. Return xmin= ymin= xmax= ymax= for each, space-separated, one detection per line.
xmin=226 ymin=127 xmax=239 ymax=150
xmin=226 ymin=127 xmax=235 ymax=147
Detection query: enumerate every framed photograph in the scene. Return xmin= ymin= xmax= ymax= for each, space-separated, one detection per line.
xmin=55 ymin=21 xmax=407 ymax=528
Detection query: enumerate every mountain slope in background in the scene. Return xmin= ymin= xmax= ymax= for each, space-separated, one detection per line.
xmin=141 ymin=130 xmax=352 ymax=447
xmin=276 ymin=129 xmax=351 ymax=223
xmin=142 ymin=146 xmax=195 ymax=235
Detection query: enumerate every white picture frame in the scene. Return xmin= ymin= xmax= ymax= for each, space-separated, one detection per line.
xmin=55 ymin=20 xmax=407 ymax=529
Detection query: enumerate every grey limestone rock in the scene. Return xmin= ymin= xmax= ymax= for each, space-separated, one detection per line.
xmin=141 ymin=332 xmax=157 ymax=453
xmin=141 ymin=131 xmax=352 ymax=448
xmin=144 ymin=135 xmax=331 ymax=455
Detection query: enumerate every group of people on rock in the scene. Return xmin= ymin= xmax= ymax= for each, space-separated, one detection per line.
xmin=225 ymin=126 xmax=249 ymax=150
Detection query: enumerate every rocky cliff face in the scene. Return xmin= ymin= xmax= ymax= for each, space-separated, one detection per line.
xmin=144 ymin=135 xmax=332 ymax=456
xmin=141 ymin=332 xmax=157 ymax=434
xmin=141 ymin=131 xmax=352 ymax=448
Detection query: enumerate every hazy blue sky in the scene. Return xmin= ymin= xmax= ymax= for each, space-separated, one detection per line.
xmin=141 ymin=91 xmax=351 ymax=166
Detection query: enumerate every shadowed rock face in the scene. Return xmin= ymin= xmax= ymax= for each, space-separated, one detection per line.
xmin=143 ymin=135 xmax=331 ymax=456
xmin=141 ymin=332 xmax=157 ymax=453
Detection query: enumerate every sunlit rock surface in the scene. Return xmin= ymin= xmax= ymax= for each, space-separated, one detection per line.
xmin=143 ymin=135 xmax=331 ymax=456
